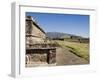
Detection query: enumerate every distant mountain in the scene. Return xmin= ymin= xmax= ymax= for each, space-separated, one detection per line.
xmin=46 ymin=32 xmax=82 ymax=39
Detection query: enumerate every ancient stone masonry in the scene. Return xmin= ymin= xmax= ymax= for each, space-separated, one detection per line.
xmin=25 ymin=16 xmax=56 ymax=66
xmin=26 ymin=16 xmax=46 ymax=45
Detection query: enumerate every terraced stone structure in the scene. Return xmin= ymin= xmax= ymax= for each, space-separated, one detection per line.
xmin=25 ymin=16 xmax=56 ymax=66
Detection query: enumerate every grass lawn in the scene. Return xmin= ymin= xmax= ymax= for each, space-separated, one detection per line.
xmin=55 ymin=40 xmax=89 ymax=61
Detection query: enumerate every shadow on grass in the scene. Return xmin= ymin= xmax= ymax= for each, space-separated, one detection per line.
xmin=66 ymin=45 xmax=89 ymax=61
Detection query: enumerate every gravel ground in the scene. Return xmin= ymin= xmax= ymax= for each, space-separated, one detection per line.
xmin=56 ymin=47 xmax=89 ymax=66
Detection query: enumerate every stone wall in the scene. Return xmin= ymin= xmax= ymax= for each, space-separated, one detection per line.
xmin=26 ymin=16 xmax=46 ymax=44
xmin=25 ymin=16 xmax=56 ymax=66
xmin=26 ymin=48 xmax=56 ymax=64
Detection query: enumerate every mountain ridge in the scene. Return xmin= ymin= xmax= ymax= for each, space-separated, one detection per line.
xmin=46 ymin=32 xmax=88 ymax=39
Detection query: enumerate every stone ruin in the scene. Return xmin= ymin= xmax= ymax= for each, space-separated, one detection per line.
xmin=25 ymin=16 xmax=57 ymax=67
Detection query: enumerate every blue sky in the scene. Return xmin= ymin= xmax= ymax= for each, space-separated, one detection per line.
xmin=26 ymin=12 xmax=89 ymax=38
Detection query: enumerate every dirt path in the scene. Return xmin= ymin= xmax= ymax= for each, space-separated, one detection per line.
xmin=56 ymin=47 xmax=89 ymax=66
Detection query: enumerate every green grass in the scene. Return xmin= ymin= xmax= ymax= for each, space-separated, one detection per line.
xmin=55 ymin=40 xmax=89 ymax=61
